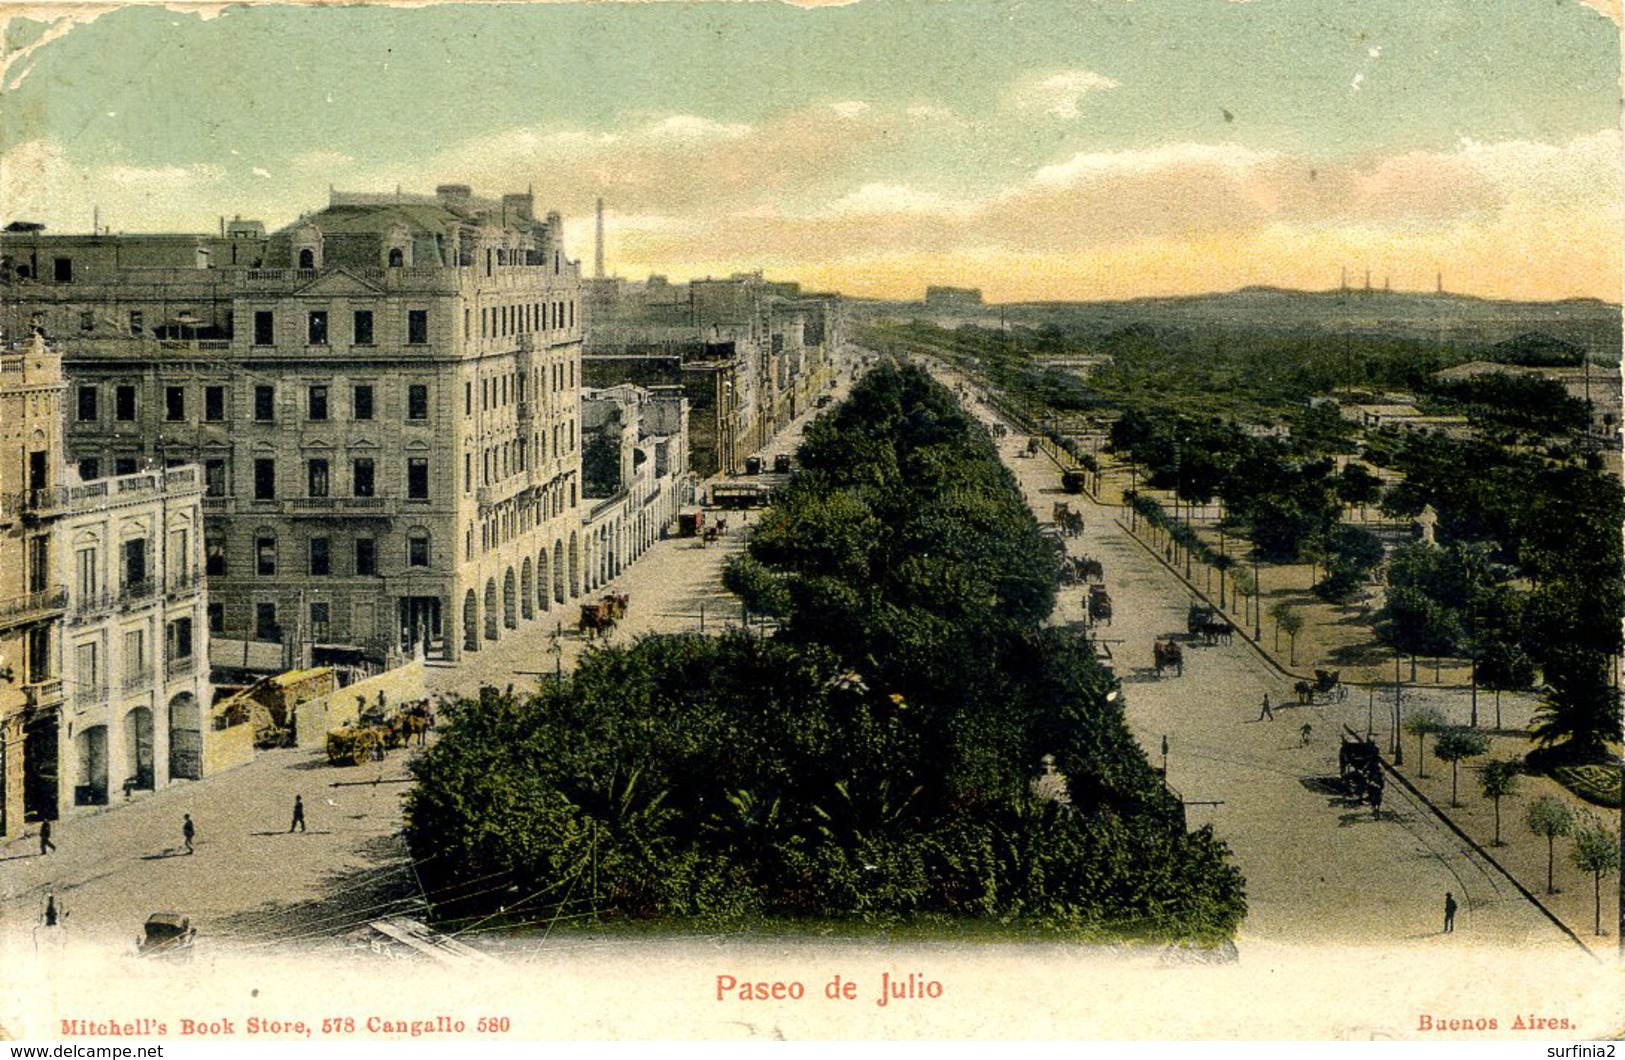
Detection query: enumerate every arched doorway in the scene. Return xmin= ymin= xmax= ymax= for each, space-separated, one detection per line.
xmin=484 ymin=579 xmax=499 ymax=640
xmin=521 ymin=559 xmax=534 ymax=621
xmin=538 ymin=549 xmax=551 ymax=612
xmin=124 ymin=707 xmax=155 ymax=793
xmin=76 ymin=726 xmax=109 ymax=806
xmin=503 ymin=568 xmax=518 ymax=629
xmin=168 ymin=693 xmax=202 ymax=781
xmin=553 ymin=540 xmax=566 ymax=603
xmin=569 ymin=533 xmax=580 ymax=597
xmin=463 ymin=589 xmax=479 ymax=652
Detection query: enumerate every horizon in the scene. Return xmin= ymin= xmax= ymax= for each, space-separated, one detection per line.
xmin=3 ymin=2 xmax=1620 ymax=303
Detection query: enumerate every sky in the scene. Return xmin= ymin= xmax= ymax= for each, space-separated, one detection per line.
xmin=1 ymin=0 xmax=1621 ymax=303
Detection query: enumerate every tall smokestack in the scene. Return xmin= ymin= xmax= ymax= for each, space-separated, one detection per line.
xmin=595 ymin=197 xmax=605 ymax=280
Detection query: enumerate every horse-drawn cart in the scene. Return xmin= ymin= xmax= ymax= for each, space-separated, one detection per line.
xmin=1296 ymin=669 xmax=1347 ymax=705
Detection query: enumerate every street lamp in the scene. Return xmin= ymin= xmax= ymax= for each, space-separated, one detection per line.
xmin=1251 ymin=553 xmax=1261 ymax=640
xmin=1392 ymin=645 xmax=1404 ymax=766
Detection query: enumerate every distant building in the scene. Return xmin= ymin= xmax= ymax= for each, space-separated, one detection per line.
xmin=579 ymin=384 xmax=693 ymax=589
xmin=582 ymin=274 xmax=842 ymax=476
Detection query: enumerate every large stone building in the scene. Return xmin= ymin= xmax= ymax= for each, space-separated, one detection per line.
xmin=0 ymin=336 xmax=210 ymax=840
xmin=582 ymin=272 xmax=843 ymax=475
xmin=580 ymin=384 xmax=693 ymax=591
xmin=1 ymin=186 xmax=588 ymax=665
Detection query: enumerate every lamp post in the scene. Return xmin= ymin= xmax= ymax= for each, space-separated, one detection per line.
xmin=1251 ymin=553 xmax=1261 ymax=641
xmin=1392 ymin=645 xmax=1404 ymax=766
xmin=1161 ymin=734 xmax=1169 ymax=783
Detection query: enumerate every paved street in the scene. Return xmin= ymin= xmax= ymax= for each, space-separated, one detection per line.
xmin=931 ymin=361 xmax=1578 ymax=952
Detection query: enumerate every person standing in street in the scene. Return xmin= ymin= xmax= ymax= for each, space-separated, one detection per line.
xmin=289 ymin=795 xmax=306 ymax=833
xmin=1258 ymin=694 xmax=1274 ymax=721
xmin=43 ymin=893 xmax=58 ymax=927
xmin=182 ymin=814 xmax=195 ymax=855
xmin=38 ymin=818 xmax=54 ymax=856
xmin=1443 ymin=891 xmax=1458 ymax=933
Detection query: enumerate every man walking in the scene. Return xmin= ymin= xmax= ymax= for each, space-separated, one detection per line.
xmin=1258 ymin=694 xmax=1274 ymax=721
xmin=182 ymin=814 xmax=195 ymax=855
xmin=289 ymin=795 xmax=306 ymax=833
xmin=1443 ymin=891 xmax=1458 ymax=933
xmin=38 ymin=818 xmax=54 ymax=856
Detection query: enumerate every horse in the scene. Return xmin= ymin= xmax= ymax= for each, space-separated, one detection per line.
xmin=1153 ymin=639 xmax=1183 ymax=677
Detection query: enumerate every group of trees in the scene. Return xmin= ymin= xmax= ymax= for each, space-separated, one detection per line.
xmin=1376 ymin=432 xmax=1623 ymax=758
xmin=404 ymin=363 xmax=1247 ymax=941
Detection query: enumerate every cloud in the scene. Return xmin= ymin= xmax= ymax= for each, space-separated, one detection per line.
xmin=645 ymin=115 xmax=752 ymax=141
xmin=1013 ymin=70 xmax=1120 ymax=119
xmin=823 ymin=183 xmax=970 ymax=218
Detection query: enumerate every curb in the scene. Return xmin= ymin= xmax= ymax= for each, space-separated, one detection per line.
xmin=1342 ymin=725 xmax=1600 ymax=961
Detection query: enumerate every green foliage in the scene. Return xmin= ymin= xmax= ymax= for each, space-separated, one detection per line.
xmin=1476 ymin=758 xmax=1523 ymax=844
xmin=1530 ymin=647 xmax=1624 ymax=758
xmin=1422 ymin=373 xmax=1591 ymax=436
xmin=1526 ymin=795 xmax=1574 ymax=841
xmin=1433 ymin=727 xmax=1491 ymax=805
xmin=406 ymin=363 xmax=1246 ymax=941
xmin=1550 ymin=763 xmax=1623 ymax=809
xmin=1317 ymin=525 xmax=1384 ymax=602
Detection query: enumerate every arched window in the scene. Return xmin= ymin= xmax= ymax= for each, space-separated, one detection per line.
xmin=388 ymin=247 xmax=404 ymax=268
xmin=298 ymin=248 xmax=315 ymax=269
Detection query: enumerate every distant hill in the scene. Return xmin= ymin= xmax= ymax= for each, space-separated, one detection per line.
xmin=855 ymin=287 xmax=1622 ymax=358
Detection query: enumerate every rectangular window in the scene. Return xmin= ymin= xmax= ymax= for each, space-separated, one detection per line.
xmin=463 ymin=452 xmax=471 ymax=493
xmin=76 ymin=547 xmax=98 ymax=600
xmin=208 ymin=602 xmax=223 ymax=634
xmin=167 ymin=617 xmax=194 ymax=661
xmin=256 ymin=536 xmax=277 ymax=576
xmin=128 ymin=310 xmax=143 ymax=336
xmin=307 ymin=311 xmax=328 ymax=345
xmin=309 ymin=601 xmax=330 ymax=633
xmin=165 ymin=386 xmax=186 ymax=422
xmin=79 ymin=458 xmax=100 ymax=481
xmin=255 ymin=603 xmax=278 ymax=641
xmin=309 ymin=536 xmax=331 ymax=576
xmin=465 ymin=381 xmax=473 ymax=417
xmin=308 ymin=385 xmax=329 ymax=421
xmin=115 ymin=385 xmax=136 ymax=421
xmin=28 ymin=535 xmax=49 ymax=592
xmin=353 ymin=384 xmax=374 ymax=421
xmin=307 ymin=458 xmax=330 ymax=497
xmin=254 ymin=385 xmax=274 ymax=421
xmin=353 ymin=310 xmax=374 ymax=346
xmin=77 ymin=641 xmax=98 ymax=692
xmin=77 ymin=386 xmax=98 ymax=422
xmin=204 ymin=385 xmax=225 ymax=422
xmin=408 ymin=309 xmax=428 ymax=345
xmin=352 ymin=458 xmax=375 ymax=498
xmin=204 ymin=459 xmax=226 ymax=497
xmin=254 ymin=310 xmax=274 ymax=346
xmin=206 ymin=530 xmax=226 ymax=576
xmin=80 ymin=310 xmax=94 ymax=331
xmin=121 ymin=537 xmax=146 ymax=588
xmin=407 ymin=458 xmax=429 ymax=499
xmin=124 ymin=629 xmax=145 ymax=681
xmin=53 ymin=257 xmax=72 ymax=283
xmin=27 ymin=627 xmax=50 ymax=683
xmin=115 ymin=457 xmax=138 ymax=476
xmin=354 ymin=538 xmax=377 ymax=577
xmin=254 ymin=458 xmax=276 ymax=500
xmin=407 ymin=384 xmax=428 ymax=420
xmin=408 ymin=535 xmax=430 ymax=568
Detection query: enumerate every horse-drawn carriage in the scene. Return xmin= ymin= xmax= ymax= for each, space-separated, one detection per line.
xmin=1153 ymin=638 xmax=1183 ymax=677
xmin=1184 ymin=603 xmax=1233 ymax=645
xmin=1295 ymin=669 xmax=1347 ymax=705
xmin=1088 ymin=584 xmax=1113 ymax=626
xmin=1060 ymin=555 xmax=1104 ymax=586
xmin=1338 ymin=735 xmax=1384 ymax=805
xmin=1061 ymin=469 xmax=1088 ymax=494
xmin=579 ymin=593 xmax=630 ymax=640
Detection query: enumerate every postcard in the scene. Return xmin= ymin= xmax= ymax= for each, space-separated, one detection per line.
xmin=0 ymin=0 xmax=1621 ymax=1043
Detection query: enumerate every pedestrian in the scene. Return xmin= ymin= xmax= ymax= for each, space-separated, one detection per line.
xmin=289 ymin=794 xmax=306 ymax=833
xmin=1258 ymin=694 xmax=1274 ymax=721
xmin=182 ymin=814 xmax=195 ymax=855
xmin=1370 ymin=780 xmax=1383 ymax=817
xmin=1443 ymin=891 xmax=1457 ymax=933
xmin=43 ymin=893 xmax=58 ymax=927
xmin=1299 ymin=722 xmax=1313 ymax=746
xmin=38 ymin=818 xmax=54 ymax=856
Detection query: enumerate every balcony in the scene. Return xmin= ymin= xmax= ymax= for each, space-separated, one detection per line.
xmin=166 ymin=654 xmax=196 ymax=678
xmin=23 ymin=678 xmax=63 ymax=711
xmin=0 ymin=586 xmax=68 ymax=627
xmin=287 ymin=496 xmax=389 ymax=517
xmin=119 ymin=580 xmax=157 ymax=608
xmin=122 ymin=667 xmax=155 ymax=692
xmin=0 ymin=486 xmax=71 ymax=521
xmin=67 ymin=590 xmax=115 ymax=624
xmin=166 ymin=570 xmax=204 ymax=599
xmin=202 ymin=496 xmax=235 ymax=514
